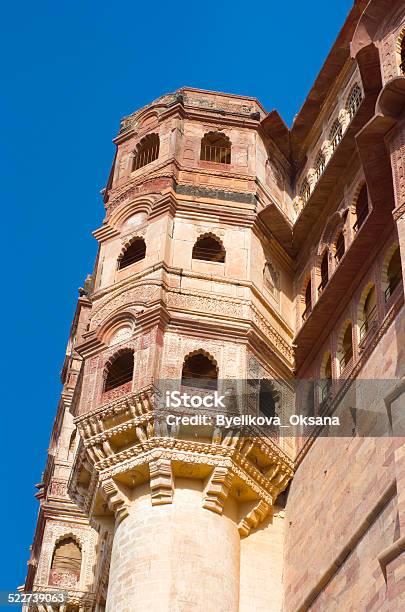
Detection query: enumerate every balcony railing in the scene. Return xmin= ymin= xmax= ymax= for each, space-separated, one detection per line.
xmin=132 ymin=145 xmax=159 ymax=171
xmin=200 ymin=145 xmax=231 ymax=164
xmin=317 ymin=380 xmax=333 ymax=412
xmin=353 ymin=209 xmax=368 ymax=234
xmin=385 ymin=278 xmax=402 ymax=303
xmin=359 ymin=305 xmax=378 ymax=341
xmin=334 ymin=245 xmax=345 ymax=264
xmin=339 ymin=349 xmax=353 ymax=373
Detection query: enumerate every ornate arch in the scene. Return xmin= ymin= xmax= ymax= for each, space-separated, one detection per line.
xmin=351 ymin=179 xmax=367 ymax=207
xmin=319 ymin=350 xmax=332 ymax=379
xmin=103 ymin=347 xmax=135 ymax=384
xmin=382 ymin=241 xmax=400 ymax=286
xmin=192 ymin=232 xmax=226 ymax=262
xmin=182 ymin=348 xmax=218 ymax=370
xmin=357 ymin=281 xmax=377 ymax=326
xmin=195 ymin=231 xmax=225 ymax=249
xmin=53 ymin=532 xmax=83 ymax=550
xmin=317 ymin=210 xmax=346 ymax=256
xmin=336 ymin=318 xmax=353 ymax=358
xmin=108 ymin=194 xmax=156 ymax=229
xmin=118 ymin=235 xmax=146 ymax=262
xmin=99 ymin=311 xmax=137 ymax=346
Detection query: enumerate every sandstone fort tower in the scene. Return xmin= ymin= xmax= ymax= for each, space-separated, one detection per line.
xmin=24 ymin=0 xmax=405 ymax=609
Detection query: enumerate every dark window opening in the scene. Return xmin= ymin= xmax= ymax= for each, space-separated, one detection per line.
xmin=302 ymin=279 xmax=312 ymax=321
xmin=68 ymin=430 xmax=76 ymax=454
xmin=360 ymin=286 xmax=377 ymax=339
xmin=132 ymin=133 xmax=159 ymax=171
xmin=118 ymin=238 xmax=146 ymax=269
xmin=319 ymin=252 xmax=329 ymax=293
xmin=335 ymin=232 xmax=345 ymax=263
xmin=354 ymin=185 xmax=369 ymax=232
xmin=340 ymin=325 xmax=353 ymax=370
xmin=49 ymin=538 xmax=82 ymax=585
xmin=181 ymin=353 xmax=218 ymax=390
xmin=104 ymin=351 xmax=134 ymax=392
xmin=259 ymin=379 xmax=277 ymax=418
xmin=302 ymin=381 xmax=315 ymax=418
xmin=200 ymin=132 xmax=231 ymax=164
xmin=401 ymin=37 xmax=405 ymax=74
xmin=192 ymin=235 xmax=225 ymax=263
xmin=386 ymin=247 xmax=402 ymax=301
xmin=320 ymin=356 xmax=332 ymax=405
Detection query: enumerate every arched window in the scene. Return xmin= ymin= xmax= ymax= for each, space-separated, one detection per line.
xmin=118 ymin=238 xmax=146 ymax=269
xmin=264 ymin=261 xmax=279 ymax=298
xmin=400 ymin=34 xmax=405 ymax=74
xmin=347 ymin=84 xmax=363 ymax=120
xmin=259 ymin=379 xmax=277 ymax=418
xmin=132 ymin=133 xmax=159 ymax=171
xmin=329 ymin=119 xmax=343 ymax=152
xmin=302 ymin=278 xmax=312 ymax=322
xmin=314 ymin=151 xmax=325 ymax=181
xmin=192 ymin=234 xmax=225 ymax=263
xmin=385 ymin=247 xmax=402 ymax=301
xmin=300 ymin=381 xmax=315 ymax=418
xmin=49 ymin=537 xmax=82 ymax=587
xmin=299 ymin=179 xmax=311 ymax=205
xmin=68 ymin=430 xmax=77 ymax=455
xmin=319 ymin=251 xmax=329 ymax=294
xmin=104 ymin=350 xmax=134 ymax=392
xmin=354 ymin=185 xmax=369 ymax=232
xmin=335 ymin=232 xmax=345 ymax=263
xmin=320 ymin=354 xmax=332 ymax=406
xmin=200 ymin=132 xmax=231 ymax=164
xmin=339 ymin=324 xmax=353 ymax=372
xmin=360 ymin=286 xmax=377 ymax=340
xmin=181 ymin=352 xmax=218 ymax=390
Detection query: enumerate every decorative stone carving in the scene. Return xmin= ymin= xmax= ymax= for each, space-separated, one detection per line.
xmin=91 ymin=285 xmax=160 ymax=326
xmin=238 ymin=500 xmax=271 ymax=537
xmin=100 ymin=479 xmax=129 ymax=525
xmin=35 ymin=523 xmax=97 ymax=592
xmin=149 ymin=458 xmax=174 ymax=505
xmin=202 ymin=466 xmax=234 ymax=514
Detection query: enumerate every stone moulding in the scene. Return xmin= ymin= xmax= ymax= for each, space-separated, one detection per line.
xmin=69 ymin=383 xmax=294 ymax=539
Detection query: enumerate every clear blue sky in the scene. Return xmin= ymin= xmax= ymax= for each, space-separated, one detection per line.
xmin=0 ymin=0 xmax=352 ymax=592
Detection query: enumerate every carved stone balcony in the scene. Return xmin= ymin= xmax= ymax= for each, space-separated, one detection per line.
xmin=69 ymin=385 xmax=294 ymax=537
xmin=293 ymin=92 xmax=378 ymax=251
xmin=294 ymin=200 xmax=395 ymax=371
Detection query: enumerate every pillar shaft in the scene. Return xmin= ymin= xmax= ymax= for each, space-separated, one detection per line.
xmin=106 ymin=481 xmax=240 ymax=612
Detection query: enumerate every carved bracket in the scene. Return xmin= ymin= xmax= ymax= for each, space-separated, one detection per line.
xmin=238 ymin=500 xmax=271 ymax=537
xmin=202 ymin=466 xmax=234 ymax=515
xmin=149 ymin=458 xmax=174 ymax=505
xmin=100 ymin=479 xmax=129 ymax=525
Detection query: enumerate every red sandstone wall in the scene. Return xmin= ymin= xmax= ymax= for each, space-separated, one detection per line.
xmin=284 ymin=306 xmax=405 ymax=610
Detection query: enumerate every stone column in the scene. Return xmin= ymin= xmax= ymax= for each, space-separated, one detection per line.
xmin=105 ymin=481 xmax=240 ymax=612
xmin=71 ymin=388 xmax=293 ymax=612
